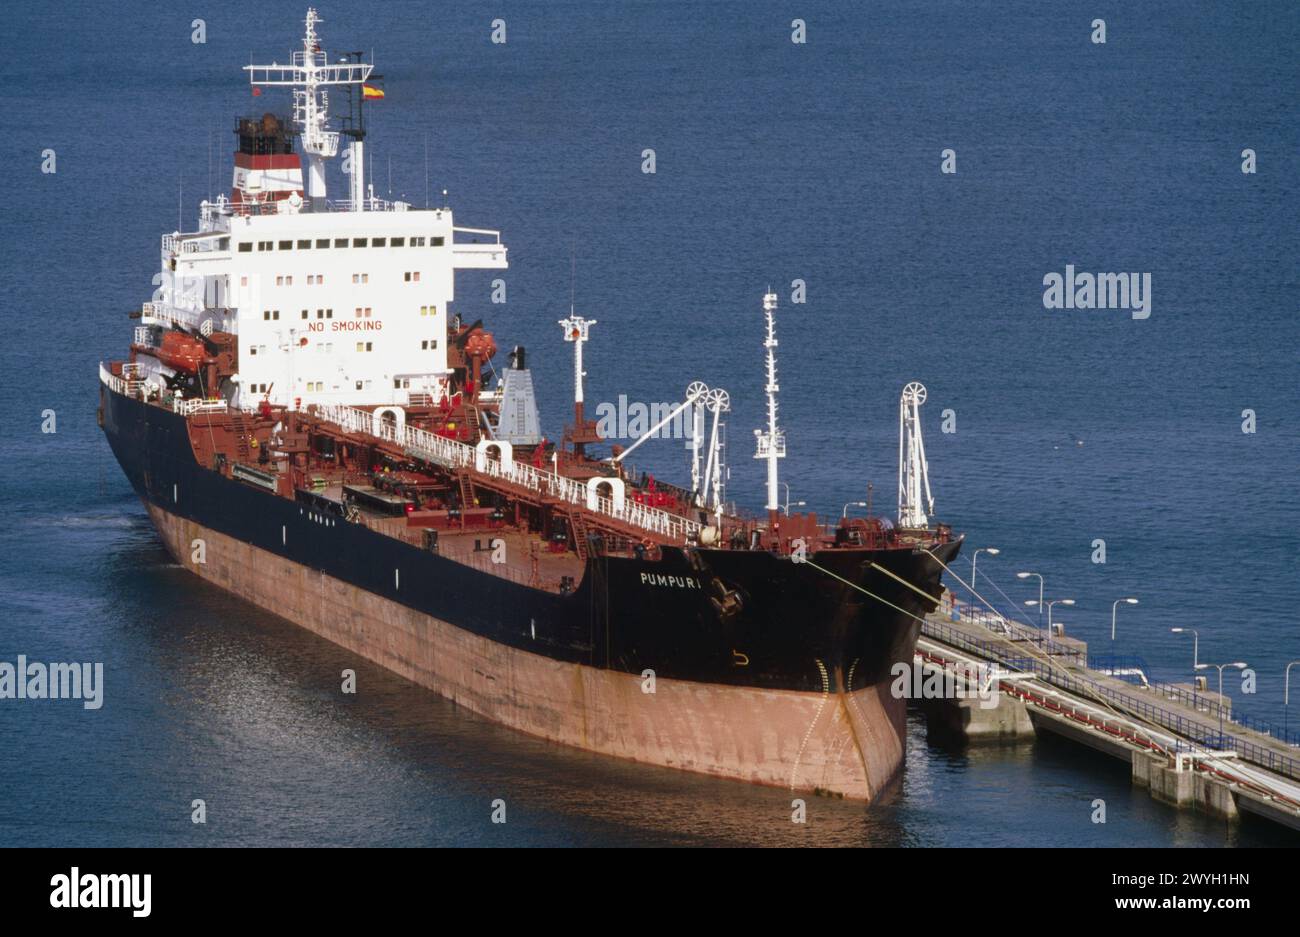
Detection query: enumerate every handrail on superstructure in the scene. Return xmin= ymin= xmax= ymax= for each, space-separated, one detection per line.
xmin=315 ymin=403 xmax=703 ymax=543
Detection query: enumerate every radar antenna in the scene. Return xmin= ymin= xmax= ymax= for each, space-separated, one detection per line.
xmin=244 ymin=8 xmax=374 ymax=206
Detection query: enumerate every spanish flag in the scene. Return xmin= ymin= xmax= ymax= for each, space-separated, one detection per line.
xmin=362 ymin=85 xmax=385 ymax=100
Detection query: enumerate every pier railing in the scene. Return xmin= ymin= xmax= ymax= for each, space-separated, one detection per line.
xmin=922 ymin=617 xmax=1300 ymax=781
xmin=313 ymin=403 xmax=703 ymax=543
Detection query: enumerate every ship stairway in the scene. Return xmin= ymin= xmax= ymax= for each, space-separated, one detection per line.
xmin=464 ymin=405 xmax=482 ymax=443
xmin=568 ymin=510 xmax=591 ymax=563
xmin=229 ymin=412 xmax=252 ymax=462
xmin=458 ymin=472 xmax=475 ymax=511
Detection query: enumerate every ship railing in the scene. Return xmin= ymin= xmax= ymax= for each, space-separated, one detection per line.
xmin=133 ymin=326 xmax=158 ymax=348
xmin=141 ymin=302 xmax=202 ymax=330
xmin=161 ymin=233 xmax=229 ymax=256
xmin=175 ymin=397 xmax=228 ymax=416
xmin=452 ymin=226 xmax=503 ymax=245
xmin=313 ymin=403 xmax=702 ymax=542
xmin=100 ymin=363 xmax=141 ymax=399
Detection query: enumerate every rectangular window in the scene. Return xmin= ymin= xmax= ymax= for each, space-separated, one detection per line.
xmin=413 ymin=271 xmax=420 ymax=282
xmin=316 ymin=238 xmax=330 ymax=249
xmin=372 ymin=237 xmax=386 ymax=247
xmin=431 ymin=237 xmax=445 ymax=247
xmin=356 ymin=342 xmax=364 ymax=352
xmin=240 ymin=276 xmax=248 ymax=287
xmin=352 ymin=274 xmax=359 ymax=284
xmin=263 ymin=310 xmax=271 ymax=320
xmin=356 ymin=381 xmax=363 ymax=390
xmin=361 ymin=274 xmax=368 ymax=284
xmin=364 ymin=307 xmax=372 ymax=318
xmin=404 ymin=272 xmax=411 ymax=282
xmin=284 ymin=276 xmax=292 ymax=286
xmin=326 ymin=308 xmax=333 ymax=318
xmin=238 ymin=243 xmax=252 ymax=253
xmin=411 ymin=236 xmax=425 ymax=247
xmin=273 ymin=310 xmax=280 ymax=320
xmin=317 ymin=309 xmax=324 ymax=319
xmin=278 ymin=240 xmax=292 ymax=250
xmin=354 ymin=307 xmax=362 ymax=318
xmin=301 ymin=310 xmax=309 ymax=319
xmin=276 ymin=276 xmax=284 ymax=286
xmin=391 ymin=237 xmax=406 ymax=247
xmin=352 ymin=238 xmax=368 ymax=248
xmin=297 ymin=239 xmax=311 ymax=249
xmin=250 ymin=346 xmax=258 ymax=355
xmin=334 ymin=237 xmax=348 ymax=248
xmin=258 ymin=241 xmax=272 ymax=251
xmin=366 ymin=342 xmax=373 ymax=351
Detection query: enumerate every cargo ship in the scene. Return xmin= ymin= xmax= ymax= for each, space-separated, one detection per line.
xmin=98 ymin=9 xmax=962 ymax=801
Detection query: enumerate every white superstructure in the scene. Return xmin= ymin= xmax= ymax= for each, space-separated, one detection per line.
xmin=137 ymin=8 xmax=507 ymax=412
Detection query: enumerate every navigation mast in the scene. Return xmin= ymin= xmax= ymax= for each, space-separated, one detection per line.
xmin=752 ymin=289 xmax=785 ymax=520
xmin=244 ymin=7 xmax=373 ymax=207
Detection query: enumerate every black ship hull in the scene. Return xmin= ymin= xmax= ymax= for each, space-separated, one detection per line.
xmin=100 ymin=381 xmax=961 ymax=798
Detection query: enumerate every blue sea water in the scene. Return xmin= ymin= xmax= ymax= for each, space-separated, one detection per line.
xmin=0 ymin=0 xmax=1297 ymax=846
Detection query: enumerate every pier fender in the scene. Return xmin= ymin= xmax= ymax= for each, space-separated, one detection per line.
xmin=372 ymin=406 xmax=406 ymax=438
xmin=474 ymin=439 xmax=514 ymax=474
xmin=585 ymin=476 xmax=624 ymax=512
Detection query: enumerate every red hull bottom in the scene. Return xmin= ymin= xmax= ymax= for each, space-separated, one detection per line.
xmin=148 ymin=503 xmax=910 ymax=801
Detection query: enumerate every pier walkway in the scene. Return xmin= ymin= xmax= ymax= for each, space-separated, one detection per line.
xmin=916 ymin=602 xmax=1300 ymax=832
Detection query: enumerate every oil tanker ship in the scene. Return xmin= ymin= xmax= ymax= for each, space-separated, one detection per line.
xmin=98 ymin=10 xmax=961 ymax=801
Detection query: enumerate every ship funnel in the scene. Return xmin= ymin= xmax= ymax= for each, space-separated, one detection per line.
xmin=897 ymin=382 xmax=934 ymax=528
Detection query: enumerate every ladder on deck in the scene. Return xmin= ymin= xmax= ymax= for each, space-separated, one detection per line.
xmin=458 ymin=473 xmax=475 ymax=510
xmin=569 ymin=510 xmax=591 ymax=563
xmin=229 ymin=411 xmax=252 ymax=462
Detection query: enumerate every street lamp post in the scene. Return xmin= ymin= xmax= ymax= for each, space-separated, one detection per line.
xmin=780 ymin=482 xmax=804 ymax=516
xmin=971 ymin=547 xmax=1000 ymax=589
xmin=1196 ymin=661 xmax=1247 ymax=746
xmin=1286 ymin=660 xmax=1300 ymax=736
xmin=1017 ymin=571 xmax=1044 ymax=625
xmin=1170 ymin=627 xmax=1199 ymax=670
xmin=1026 ymin=598 xmax=1074 ymax=635
xmin=1110 ymin=597 xmax=1139 ymax=642
xmin=841 ymin=501 xmax=866 ymax=518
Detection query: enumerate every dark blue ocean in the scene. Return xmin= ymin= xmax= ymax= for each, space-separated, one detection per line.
xmin=1 ymin=1 xmax=1296 ymax=846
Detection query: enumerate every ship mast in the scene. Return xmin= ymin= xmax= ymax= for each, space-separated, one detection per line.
xmin=897 ymin=381 xmax=934 ymax=528
xmin=558 ymin=313 xmax=598 ymax=457
xmin=244 ymin=7 xmax=373 ymax=208
xmin=752 ymin=289 xmax=785 ymax=520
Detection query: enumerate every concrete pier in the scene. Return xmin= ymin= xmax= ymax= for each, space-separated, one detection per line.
xmin=917 ymin=603 xmax=1300 ymax=833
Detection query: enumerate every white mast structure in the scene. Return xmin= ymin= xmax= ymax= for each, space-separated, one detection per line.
xmin=897 ymin=381 xmax=935 ymax=528
xmin=701 ymin=388 xmax=730 ymax=520
xmin=244 ymin=8 xmax=373 ymax=209
xmin=558 ymin=313 xmax=596 ymax=426
xmin=752 ymin=289 xmax=785 ymax=516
